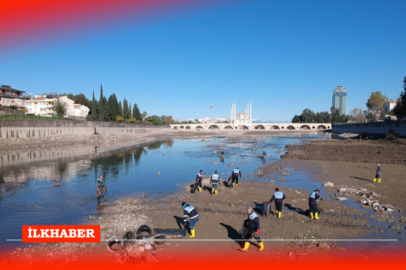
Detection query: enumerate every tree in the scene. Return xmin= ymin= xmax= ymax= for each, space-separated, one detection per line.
xmin=91 ymin=91 xmax=97 ymax=121
xmin=108 ymin=94 xmax=119 ymax=120
xmin=53 ymin=97 xmax=67 ymax=118
xmin=145 ymin=115 xmax=163 ymax=125
xmin=133 ymin=103 xmax=142 ymax=121
xmin=349 ymin=108 xmax=366 ymax=122
xmin=67 ymin=93 xmax=75 ymax=101
xmin=166 ymin=116 xmax=173 ymax=125
xmin=128 ymin=102 xmax=132 ymax=119
xmin=316 ymin=111 xmax=331 ymax=123
xmin=99 ymin=85 xmax=105 ymax=121
xmin=118 ymin=101 xmax=123 ymax=116
xmin=292 ymin=115 xmax=302 ymax=123
xmin=123 ymin=98 xmax=128 ymax=119
xmin=103 ymin=96 xmax=111 ymax=121
xmin=300 ymin=109 xmax=316 ymax=123
xmin=330 ymin=106 xmax=342 ymax=123
xmin=74 ymin=94 xmax=90 ymax=107
xmin=366 ymin=91 xmax=388 ymax=117
xmin=393 ymin=76 xmax=406 ymax=119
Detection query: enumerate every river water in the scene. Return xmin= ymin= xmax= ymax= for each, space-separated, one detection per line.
xmin=0 ymin=133 xmax=403 ymax=248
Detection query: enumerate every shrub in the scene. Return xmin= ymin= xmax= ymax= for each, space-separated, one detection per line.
xmin=116 ymin=116 xmax=124 ymax=122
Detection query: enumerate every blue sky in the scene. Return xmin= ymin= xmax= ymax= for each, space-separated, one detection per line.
xmin=1 ymin=0 xmax=405 ymax=122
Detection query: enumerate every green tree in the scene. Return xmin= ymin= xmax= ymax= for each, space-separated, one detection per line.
xmin=108 ymin=94 xmax=119 ymax=120
xmin=366 ymin=91 xmax=388 ymax=117
xmin=118 ymin=101 xmax=123 ymax=116
xmin=292 ymin=115 xmax=301 ymax=123
xmin=393 ymin=77 xmax=406 ymax=119
xmin=330 ymin=106 xmax=342 ymax=123
xmin=301 ymin=108 xmax=316 ymax=123
xmin=99 ymin=85 xmax=105 ymax=121
xmin=103 ymin=96 xmax=111 ymax=121
xmin=67 ymin=93 xmax=75 ymax=101
xmin=53 ymin=97 xmax=67 ymax=119
xmin=316 ymin=111 xmax=331 ymax=123
xmin=145 ymin=115 xmax=163 ymax=125
xmin=123 ymin=98 xmax=128 ymax=119
xmin=74 ymin=94 xmax=90 ymax=108
xmin=128 ymin=102 xmax=132 ymax=119
xmin=132 ymin=103 xmax=142 ymax=121
xmin=91 ymin=91 xmax=97 ymax=121
xmin=349 ymin=108 xmax=366 ymax=122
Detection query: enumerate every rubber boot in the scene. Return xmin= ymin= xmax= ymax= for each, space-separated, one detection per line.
xmin=310 ymin=212 xmax=314 ymax=219
xmin=315 ymin=212 xmax=320 ymax=220
xmin=240 ymin=242 xmax=250 ymax=251
xmin=233 ymin=183 xmax=236 ymax=188
xmin=275 ymin=210 xmax=279 ymax=216
xmin=189 ymin=229 xmax=195 ymax=238
xmin=278 ymin=211 xmax=282 ymax=218
xmin=258 ymin=242 xmax=264 ymax=251
xmin=212 ymin=188 xmax=215 ymax=194
xmin=373 ymin=178 xmax=377 ymax=182
xmin=199 ymin=187 xmax=202 ymax=192
xmin=378 ymin=178 xmax=381 ymax=183
xmin=236 ymin=184 xmax=238 ymax=188
xmin=215 ymin=190 xmax=218 ymax=195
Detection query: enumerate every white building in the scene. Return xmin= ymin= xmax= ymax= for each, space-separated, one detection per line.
xmin=74 ymin=104 xmax=90 ymax=117
xmin=386 ymin=99 xmax=398 ymax=113
xmin=25 ymin=95 xmax=87 ymax=117
xmin=230 ymin=102 xmax=252 ymax=127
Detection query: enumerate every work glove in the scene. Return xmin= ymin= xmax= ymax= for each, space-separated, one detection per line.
xmin=256 ymin=229 xmax=260 ymax=234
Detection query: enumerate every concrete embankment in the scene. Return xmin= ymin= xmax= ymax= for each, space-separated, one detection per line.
xmin=0 ymin=119 xmax=169 ymax=139
xmin=333 ymin=121 xmax=406 ymax=137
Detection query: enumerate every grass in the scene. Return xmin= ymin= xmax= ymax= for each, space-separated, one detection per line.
xmin=0 ymin=115 xmax=73 ymax=121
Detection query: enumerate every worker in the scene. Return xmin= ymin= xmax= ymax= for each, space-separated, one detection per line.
xmin=196 ymin=170 xmax=203 ymax=192
xmin=309 ymin=189 xmax=322 ymax=220
xmin=210 ymin=170 xmax=221 ymax=195
xmin=373 ymin=163 xmax=382 ymax=183
xmin=262 ymin=151 xmax=266 ymax=156
xmin=182 ymin=202 xmax=199 ymax=238
xmin=269 ymin=188 xmax=286 ymax=218
xmin=96 ymin=174 xmax=108 ymax=203
xmin=240 ymin=206 xmax=264 ymax=251
xmin=231 ymin=167 xmax=242 ymax=188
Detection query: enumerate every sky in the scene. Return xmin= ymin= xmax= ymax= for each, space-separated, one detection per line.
xmin=1 ymin=0 xmax=405 ymax=122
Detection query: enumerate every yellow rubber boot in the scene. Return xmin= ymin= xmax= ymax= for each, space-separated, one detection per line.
xmin=233 ymin=183 xmax=236 ymax=188
xmin=278 ymin=211 xmax=282 ymax=218
xmin=378 ymin=178 xmax=381 ymax=183
xmin=240 ymin=242 xmax=250 ymax=251
xmin=310 ymin=212 xmax=314 ymax=219
xmin=258 ymin=242 xmax=264 ymax=251
xmin=315 ymin=213 xmax=320 ymax=220
xmin=236 ymin=184 xmax=238 ymax=188
xmin=199 ymin=187 xmax=202 ymax=192
xmin=212 ymin=188 xmax=215 ymax=194
xmin=189 ymin=229 xmax=195 ymax=238
xmin=373 ymin=178 xmax=377 ymax=182
xmin=215 ymin=190 xmax=218 ymax=195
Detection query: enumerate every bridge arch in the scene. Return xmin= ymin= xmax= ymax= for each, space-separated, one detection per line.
xmin=186 ymin=126 xmax=191 ymax=130
xmin=224 ymin=125 xmax=233 ymax=130
xmin=241 ymin=125 xmax=249 ymax=130
xmin=312 ymin=126 xmax=315 ymax=129
xmin=317 ymin=125 xmax=327 ymax=130
xmin=209 ymin=125 xmax=220 ymax=130
xmin=255 ymin=125 xmax=265 ymax=130
xmin=195 ymin=125 xmax=204 ymax=130
xmin=300 ymin=125 xmax=311 ymax=130
xmin=179 ymin=126 xmax=185 ymax=129
xmin=287 ymin=125 xmax=295 ymax=130
xmin=270 ymin=125 xmax=280 ymax=130
xmin=173 ymin=126 xmax=178 ymax=130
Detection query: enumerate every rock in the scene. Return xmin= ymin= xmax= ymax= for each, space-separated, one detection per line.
xmin=89 ymin=215 xmax=96 ymax=220
xmin=317 ymin=243 xmax=331 ymax=249
xmin=280 ymin=171 xmax=290 ymax=176
xmin=228 ymin=163 xmax=235 ymax=167
xmin=294 ymin=191 xmax=301 ymax=194
xmin=157 ymin=172 xmax=161 ymax=175
xmin=324 ymin=182 xmax=334 ymax=187
xmin=337 ymin=196 xmax=347 ymax=201
xmin=53 ymin=183 xmax=61 ymax=187
xmin=255 ymin=171 xmax=264 ymax=175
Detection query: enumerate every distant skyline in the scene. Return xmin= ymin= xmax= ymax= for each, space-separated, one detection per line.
xmin=1 ymin=0 xmax=405 ymax=122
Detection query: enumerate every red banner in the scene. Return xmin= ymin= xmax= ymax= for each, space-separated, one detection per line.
xmin=22 ymin=225 xmax=100 ymax=243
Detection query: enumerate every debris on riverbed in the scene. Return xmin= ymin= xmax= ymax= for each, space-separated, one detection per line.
xmin=280 ymin=171 xmax=290 ymax=176
xmin=337 ymin=188 xmax=394 ymax=212
xmin=324 ymin=182 xmax=334 ymax=187
xmin=228 ymin=163 xmax=234 ymax=167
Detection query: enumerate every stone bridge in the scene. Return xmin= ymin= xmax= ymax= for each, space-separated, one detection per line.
xmin=170 ymin=123 xmax=332 ymax=131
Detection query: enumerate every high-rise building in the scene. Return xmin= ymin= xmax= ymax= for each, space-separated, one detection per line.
xmin=332 ymin=86 xmax=347 ymax=115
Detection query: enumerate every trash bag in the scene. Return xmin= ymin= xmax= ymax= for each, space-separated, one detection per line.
xmin=227 ymin=176 xmax=233 ymax=187
xmin=239 ymin=219 xmax=249 ymax=238
xmin=261 ymin=202 xmax=271 ymax=216
xmin=191 ymin=181 xmax=198 ymax=193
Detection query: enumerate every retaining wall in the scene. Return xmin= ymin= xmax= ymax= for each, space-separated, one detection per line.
xmin=0 ymin=119 xmax=169 ymax=139
xmin=332 ymin=121 xmax=406 ymax=137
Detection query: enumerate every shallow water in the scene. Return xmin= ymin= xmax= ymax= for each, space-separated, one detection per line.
xmin=1 ymin=132 xmax=403 ymax=248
